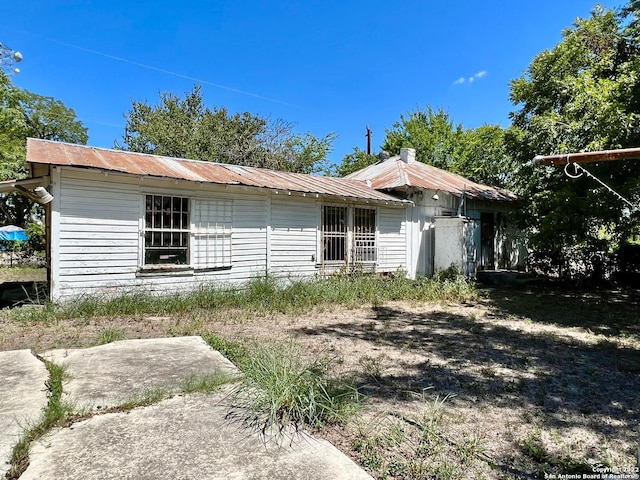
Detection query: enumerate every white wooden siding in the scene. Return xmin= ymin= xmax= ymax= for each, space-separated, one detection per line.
xmin=270 ymin=197 xmax=318 ymax=278
xmin=377 ymin=207 xmax=407 ymax=273
xmin=51 ymin=168 xmax=408 ymax=301
xmin=228 ymin=197 xmax=267 ymax=275
xmin=54 ymin=170 xmax=270 ymax=300
xmin=56 ymin=174 xmax=140 ymax=299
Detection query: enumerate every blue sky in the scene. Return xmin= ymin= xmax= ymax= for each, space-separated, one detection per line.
xmin=2 ymin=1 xmax=623 ymax=166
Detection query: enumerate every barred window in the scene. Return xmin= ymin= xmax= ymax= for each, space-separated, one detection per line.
xmin=144 ymin=195 xmax=189 ymax=265
xmin=322 ymin=206 xmax=347 ymax=262
xmin=321 ymin=205 xmax=376 ymax=264
xmin=354 ymin=208 xmax=376 ymax=262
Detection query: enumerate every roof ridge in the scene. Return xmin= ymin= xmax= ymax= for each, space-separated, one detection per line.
xmin=25 ymin=139 xmax=411 ymax=204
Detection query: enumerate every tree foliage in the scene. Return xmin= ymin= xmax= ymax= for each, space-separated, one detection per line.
xmin=334 ymin=147 xmax=379 ymax=177
xmin=0 ymin=73 xmax=87 ymax=227
xmin=382 ymin=106 xmax=464 ymax=172
xmin=118 ymin=85 xmax=335 ymax=174
xmin=507 ymin=4 xmax=640 ymax=279
xmin=455 ymin=124 xmax=515 ymax=187
xmin=364 ymin=105 xmax=513 ymax=187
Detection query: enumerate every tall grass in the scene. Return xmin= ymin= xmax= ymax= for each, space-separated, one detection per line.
xmin=223 ymin=340 xmax=360 ymax=434
xmin=7 ymin=273 xmax=478 ymax=323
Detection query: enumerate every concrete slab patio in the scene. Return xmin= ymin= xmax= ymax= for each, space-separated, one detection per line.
xmin=1 ymin=337 xmax=372 ymax=480
xmin=42 ymin=336 xmax=238 ymax=410
xmin=22 ymin=393 xmax=369 ymax=480
xmin=0 ymin=350 xmax=49 ymax=478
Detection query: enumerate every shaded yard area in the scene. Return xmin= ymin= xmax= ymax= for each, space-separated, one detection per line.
xmin=0 ymin=266 xmax=47 ymax=308
xmin=1 ymin=284 xmax=638 ymax=478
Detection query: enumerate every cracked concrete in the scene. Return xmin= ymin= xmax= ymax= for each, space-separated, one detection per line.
xmin=1 ymin=337 xmax=372 ymax=480
xmin=42 ymin=336 xmax=238 ymax=410
xmin=0 ymin=349 xmax=49 ymax=478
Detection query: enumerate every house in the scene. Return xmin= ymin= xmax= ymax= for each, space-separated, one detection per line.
xmin=0 ymin=140 xmax=525 ymax=302
xmin=346 ymin=148 xmax=526 ymax=278
xmin=0 ymin=139 xmax=410 ymax=301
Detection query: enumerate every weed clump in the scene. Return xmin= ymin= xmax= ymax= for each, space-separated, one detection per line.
xmin=224 ymin=341 xmax=360 ymax=434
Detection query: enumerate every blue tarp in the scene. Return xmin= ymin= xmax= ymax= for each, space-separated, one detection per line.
xmin=0 ymin=226 xmax=28 ymax=242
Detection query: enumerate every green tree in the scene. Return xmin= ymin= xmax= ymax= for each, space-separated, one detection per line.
xmin=118 ymin=85 xmax=335 ymax=174
xmin=0 ymin=74 xmax=30 ymax=181
xmin=382 ymin=106 xmax=463 ymax=171
xmin=456 ymin=125 xmax=516 ymax=187
xmin=335 ymin=147 xmax=379 ymax=177
xmin=507 ymin=4 xmax=640 ymax=279
xmin=373 ymin=105 xmax=513 ymax=187
xmin=0 ymin=73 xmax=87 ymax=227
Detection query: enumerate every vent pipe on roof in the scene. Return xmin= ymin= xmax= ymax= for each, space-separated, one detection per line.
xmin=400 ymin=148 xmax=416 ymax=164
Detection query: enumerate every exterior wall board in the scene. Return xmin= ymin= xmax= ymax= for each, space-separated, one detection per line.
xmin=434 ymin=217 xmax=467 ymax=274
xmin=377 ymin=207 xmax=407 ymax=272
xmin=54 ymin=170 xmax=271 ymax=300
xmin=270 ymin=197 xmax=318 ymax=277
xmin=56 ymin=174 xmax=140 ymax=299
xmin=51 ymin=167 xmax=409 ymax=301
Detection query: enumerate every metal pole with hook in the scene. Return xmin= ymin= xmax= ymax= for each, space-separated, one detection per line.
xmin=562 ymin=159 xmax=639 ymax=212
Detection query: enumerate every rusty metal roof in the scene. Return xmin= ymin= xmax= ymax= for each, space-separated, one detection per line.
xmin=26 ymin=139 xmax=408 ymax=205
xmin=345 ymin=153 xmax=518 ymax=202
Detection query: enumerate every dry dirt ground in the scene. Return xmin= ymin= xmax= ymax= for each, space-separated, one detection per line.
xmin=1 ymin=285 xmax=639 ymax=479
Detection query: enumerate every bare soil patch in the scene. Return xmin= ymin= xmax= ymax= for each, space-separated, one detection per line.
xmin=1 ymin=285 xmax=638 ymax=478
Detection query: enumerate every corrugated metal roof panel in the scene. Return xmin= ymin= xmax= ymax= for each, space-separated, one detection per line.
xmin=346 ymin=154 xmax=518 ymax=202
xmin=25 ymin=139 xmax=408 ymax=204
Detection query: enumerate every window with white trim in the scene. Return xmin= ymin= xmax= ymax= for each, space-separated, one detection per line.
xmin=192 ymin=199 xmax=232 ymax=269
xmin=321 ymin=205 xmax=376 ymax=264
xmin=144 ymin=195 xmax=190 ymax=265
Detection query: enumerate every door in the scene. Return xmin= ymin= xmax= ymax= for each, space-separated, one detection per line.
xmin=480 ymin=213 xmax=495 ymax=270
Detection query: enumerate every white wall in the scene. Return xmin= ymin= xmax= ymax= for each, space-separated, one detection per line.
xmin=50 ymin=168 xmax=408 ymax=301
xmin=405 ymin=190 xmax=459 ymax=278
xmin=54 ymin=171 xmax=141 ymax=298
xmin=433 ymin=217 xmax=466 ymax=274
xmin=53 ymin=169 xmax=270 ymax=299
xmin=270 ymin=196 xmax=318 ymax=278
xmin=377 ymin=207 xmax=407 ymax=273
xmin=403 ymin=189 xmax=525 ymax=277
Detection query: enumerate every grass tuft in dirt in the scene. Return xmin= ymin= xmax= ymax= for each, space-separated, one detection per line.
xmin=519 ymin=427 xmax=595 ymax=476
xmin=180 ymin=372 xmax=240 ymax=394
xmin=96 ymin=327 xmax=126 ymax=345
xmin=201 ymin=334 xmax=248 ymax=364
xmin=6 ymin=361 xmax=75 ymax=480
xmin=225 ymin=341 xmax=360 ymax=435
xmin=351 ymin=393 xmax=491 ymax=480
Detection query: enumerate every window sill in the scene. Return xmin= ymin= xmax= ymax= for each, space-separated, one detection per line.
xmin=137 ymin=265 xmax=194 ymax=277
xmin=193 ymin=266 xmax=232 ymax=273
xmin=315 ymin=261 xmax=377 ymax=269
xmin=136 ymin=265 xmax=233 ymax=277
